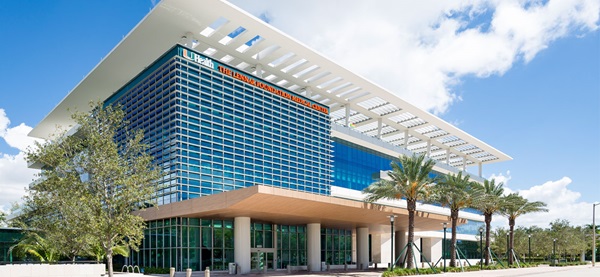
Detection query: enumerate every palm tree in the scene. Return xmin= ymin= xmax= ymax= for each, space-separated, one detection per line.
xmin=363 ymin=154 xmax=437 ymax=269
xmin=89 ymin=243 xmax=130 ymax=262
xmin=10 ymin=232 xmax=61 ymax=262
xmin=430 ymin=171 xmax=479 ymax=267
xmin=499 ymin=193 xmax=547 ymax=265
xmin=472 ymin=179 xmax=504 ymax=265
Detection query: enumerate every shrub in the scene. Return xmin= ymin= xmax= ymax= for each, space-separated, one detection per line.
xmin=382 ymin=267 xmax=441 ymax=276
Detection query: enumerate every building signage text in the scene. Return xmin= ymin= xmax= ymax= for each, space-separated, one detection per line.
xmin=217 ymin=66 xmax=328 ymax=115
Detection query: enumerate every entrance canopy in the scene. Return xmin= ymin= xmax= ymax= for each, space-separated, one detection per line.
xmin=137 ymin=185 xmax=465 ymax=232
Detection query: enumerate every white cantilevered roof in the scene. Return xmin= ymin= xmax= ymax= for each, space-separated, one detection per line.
xmin=29 ymin=0 xmax=511 ymax=167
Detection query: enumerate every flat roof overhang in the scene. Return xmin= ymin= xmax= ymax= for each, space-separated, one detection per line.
xmin=30 ymin=0 xmax=510 ymax=169
xmin=136 ymin=185 xmax=464 ymax=232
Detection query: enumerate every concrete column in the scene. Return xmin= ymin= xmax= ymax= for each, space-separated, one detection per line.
xmin=234 ymin=217 xmax=251 ymax=274
xmin=377 ymin=118 xmax=383 ymax=139
xmin=356 ymin=227 xmax=369 ymax=269
xmin=403 ymin=130 xmax=409 ymax=148
xmin=478 ymin=162 xmax=482 ymax=178
xmin=255 ymin=64 xmax=263 ymax=78
xmin=371 ymin=234 xmax=382 ymax=266
xmin=422 ymin=237 xmax=442 ymax=264
xmin=345 ymin=105 xmax=351 ymax=127
xmin=426 ymin=141 xmax=431 ymax=157
xmin=307 ymin=223 xmax=321 ymax=272
xmin=395 ymin=231 xmax=407 ymax=266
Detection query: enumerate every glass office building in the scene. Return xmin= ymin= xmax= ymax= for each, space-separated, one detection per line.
xmin=29 ymin=0 xmax=507 ymax=273
xmin=106 ymin=46 xmax=345 ymax=271
xmin=105 ymin=45 xmax=332 ymax=205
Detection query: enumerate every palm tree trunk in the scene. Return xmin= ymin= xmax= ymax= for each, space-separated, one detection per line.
xmin=450 ymin=209 xmax=458 ymax=267
xmin=508 ymin=218 xmax=515 ymax=266
xmin=406 ymin=199 xmax=416 ymax=269
xmin=484 ymin=213 xmax=492 ymax=266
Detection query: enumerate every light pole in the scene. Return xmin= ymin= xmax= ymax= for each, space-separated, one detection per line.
xmin=553 ymin=239 xmax=557 ymax=264
xmin=389 ymin=214 xmax=397 ymax=270
xmin=443 ymin=222 xmax=447 ymax=272
xmin=479 ymin=226 xmax=484 ymax=270
xmin=528 ymin=234 xmax=531 ymax=264
xmin=593 ymin=202 xmax=599 ymax=266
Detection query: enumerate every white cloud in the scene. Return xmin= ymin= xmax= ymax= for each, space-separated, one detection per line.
xmin=489 ymin=170 xmax=513 ymax=193
xmin=0 ymin=109 xmax=41 ymax=213
xmin=491 ymin=177 xmax=595 ymax=229
xmin=231 ymin=0 xmax=599 ymax=114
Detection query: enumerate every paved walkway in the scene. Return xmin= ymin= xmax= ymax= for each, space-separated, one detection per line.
xmin=147 ymin=265 xmax=600 ymax=277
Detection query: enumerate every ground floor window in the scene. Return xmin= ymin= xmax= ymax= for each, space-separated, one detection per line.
xmin=277 ymin=225 xmax=307 ymax=268
xmin=321 ymin=228 xmax=352 ymax=265
xmin=131 ymin=217 xmax=233 ymax=271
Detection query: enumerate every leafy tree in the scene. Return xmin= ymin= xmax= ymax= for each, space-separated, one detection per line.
xmin=472 ymin=179 xmax=505 ymax=265
xmin=22 ymin=102 xmax=162 ymax=276
xmin=430 ymin=171 xmax=479 ymax=267
xmin=363 ymin=154 xmax=437 ymax=269
xmin=498 ymin=193 xmax=547 ymax=265
xmin=0 ymin=211 xmax=6 ymax=227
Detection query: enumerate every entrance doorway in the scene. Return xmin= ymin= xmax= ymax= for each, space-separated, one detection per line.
xmin=251 ymin=251 xmax=274 ymax=271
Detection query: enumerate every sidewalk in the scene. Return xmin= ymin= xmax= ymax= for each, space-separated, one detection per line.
xmin=151 ymin=265 xmax=600 ymax=277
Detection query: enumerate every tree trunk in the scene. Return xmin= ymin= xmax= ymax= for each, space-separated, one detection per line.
xmin=508 ymin=218 xmax=515 ymax=266
xmin=406 ymin=199 xmax=416 ymax=269
xmin=484 ymin=213 xmax=492 ymax=266
xmin=107 ymin=248 xmax=113 ymax=277
xmin=450 ymin=209 xmax=458 ymax=267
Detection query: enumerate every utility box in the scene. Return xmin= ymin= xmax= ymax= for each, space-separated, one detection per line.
xmin=228 ymin=263 xmax=236 ymax=274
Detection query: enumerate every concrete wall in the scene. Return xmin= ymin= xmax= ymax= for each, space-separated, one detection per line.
xmin=0 ymin=264 xmax=105 ymax=277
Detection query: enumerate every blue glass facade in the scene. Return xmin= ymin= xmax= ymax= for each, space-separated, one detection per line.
xmin=106 ymin=45 xmax=332 ymax=205
xmin=332 ymin=138 xmax=395 ymax=191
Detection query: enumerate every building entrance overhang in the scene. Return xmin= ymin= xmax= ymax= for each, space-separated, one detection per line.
xmin=137 ymin=185 xmax=465 ymax=232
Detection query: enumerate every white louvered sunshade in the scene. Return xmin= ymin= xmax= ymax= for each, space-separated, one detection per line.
xmin=30 ymin=0 xmax=511 ymax=168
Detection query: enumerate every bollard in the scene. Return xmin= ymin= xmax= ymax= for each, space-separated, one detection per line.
xmin=344 ymin=263 xmax=347 ymax=271
xmin=170 ymin=267 xmax=175 ymax=277
xmin=186 ymin=268 xmax=192 ymax=277
xmin=205 ymin=266 xmax=210 ymax=277
xmin=375 ymin=263 xmax=378 ymax=269
xmin=263 ymin=265 xmax=267 ymax=273
xmin=287 ymin=264 xmax=291 ymax=274
xmin=326 ymin=264 xmax=330 ymax=271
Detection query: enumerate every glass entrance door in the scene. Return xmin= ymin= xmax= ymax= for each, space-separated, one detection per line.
xmin=251 ymin=251 xmax=274 ymax=271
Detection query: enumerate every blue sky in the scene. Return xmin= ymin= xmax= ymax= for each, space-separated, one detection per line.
xmin=0 ymin=0 xmax=598 ymax=227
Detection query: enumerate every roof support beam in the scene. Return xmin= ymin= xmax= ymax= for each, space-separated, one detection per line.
xmin=426 ymin=140 xmax=432 ymax=157
xmin=377 ymin=118 xmax=383 ymax=139
xmin=345 ymin=104 xmax=351 ymax=128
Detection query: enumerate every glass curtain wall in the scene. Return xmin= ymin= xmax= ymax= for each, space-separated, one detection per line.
xmin=277 ymin=225 xmax=307 ymax=269
xmin=321 ymin=228 xmax=352 ymax=265
xmin=131 ymin=218 xmax=233 ymax=271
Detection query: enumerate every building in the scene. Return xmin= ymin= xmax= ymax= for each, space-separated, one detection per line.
xmin=28 ymin=0 xmax=511 ymax=273
xmin=0 ymin=228 xmax=22 ymax=264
